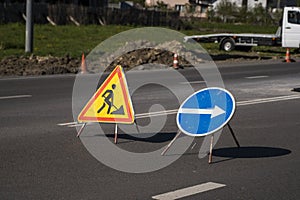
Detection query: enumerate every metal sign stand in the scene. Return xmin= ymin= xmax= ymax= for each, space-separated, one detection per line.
xmin=228 ymin=123 xmax=240 ymax=148
xmin=134 ymin=119 xmax=140 ymax=134
xmin=208 ymin=123 xmax=240 ymax=164
xmin=208 ymin=134 xmax=214 ymax=163
xmin=114 ymin=124 xmax=118 ymax=144
xmin=114 ymin=118 xmax=140 ymax=144
xmin=77 ymin=123 xmax=87 ymax=137
xmin=75 ymin=122 xmax=119 ymax=144
xmin=161 ymin=130 xmax=182 ymax=156
xmin=77 ymin=118 xmax=139 ymax=144
xmin=161 ymin=123 xmax=240 ymax=164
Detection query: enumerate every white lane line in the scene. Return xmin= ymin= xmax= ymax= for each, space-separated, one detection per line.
xmin=152 ymin=182 xmax=225 ymax=200
xmin=0 ymin=74 xmax=76 ymax=81
xmin=68 ymin=124 xmax=82 ymax=128
xmin=237 ymin=94 xmax=300 ymax=106
xmin=68 ymin=122 xmax=94 ymax=128
xmin=57 ymin=122 xmax=78 ymax=126
xmin=0 ymin=95 xmax=32 ymax=100
xmin=180 ymin=81 xmax=206 ymax=84
xmin=136 ymin=109 xmax=178 ymax=119
xmin=245 ymin=75 xmax=269 ymax=79
xmin=65 ymin=110 xmax=180 ymax=127
xmin=58 ymin=94 xmax=300 ymax=127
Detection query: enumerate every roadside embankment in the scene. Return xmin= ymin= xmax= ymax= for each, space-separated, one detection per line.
xmin=0 ymin=51 xmax=292 ymax=76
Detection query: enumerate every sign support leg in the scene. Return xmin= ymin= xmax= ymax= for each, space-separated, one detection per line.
xmin=134 ymin=119 xmax=140 ymax=134
xmin=161 ymin=130 xmax=182 ymax=156
xmin=114 ymin=124 xmax=118 ymax=144
xmin=208 ymin=134 xmax=214 ymax=164
xmin=76 ymin=123 xmax=87 ymax=137
xmin=227 ymin=123 xmax=240 ymax=148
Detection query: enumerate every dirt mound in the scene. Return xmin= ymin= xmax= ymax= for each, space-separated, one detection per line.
xmin=0 ymin=55 xmax=80 ymax=76
xmin=0 ymin=39 xmax=276 ymax=76
xmin=0 ymin=40 xmax=205 ymax=76
xmin=88 ymin=40 xmax=206 ymax=73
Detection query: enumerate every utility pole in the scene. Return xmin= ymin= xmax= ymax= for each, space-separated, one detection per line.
xmin=25 ymin=0 xmax=33 ymax=53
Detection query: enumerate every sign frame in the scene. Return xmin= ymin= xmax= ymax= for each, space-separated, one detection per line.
xmin=77 ymin=65 xmax=135 ymax=124
xmin=176 ymin=87 xmax=236 ymax=137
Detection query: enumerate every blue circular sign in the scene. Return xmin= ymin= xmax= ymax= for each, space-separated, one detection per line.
xmin=177 ymin=87 xmax=235 ymax=137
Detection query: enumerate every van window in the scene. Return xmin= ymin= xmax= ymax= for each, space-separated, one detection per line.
xmin=288 ymin=11 xmax=300 ymax=24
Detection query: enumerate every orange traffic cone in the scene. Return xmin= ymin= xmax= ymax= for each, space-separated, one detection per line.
xmin=173 ymin=53 xmax=179 ymax=69
xmin=285 ymin=48 xmax=291 ymax=63
xmin=81 ymin=53 xmax=87 ymax=74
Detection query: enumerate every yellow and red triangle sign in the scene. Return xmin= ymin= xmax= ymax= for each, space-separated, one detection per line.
xmin=78 ymin=65 xmax=135 ymax=124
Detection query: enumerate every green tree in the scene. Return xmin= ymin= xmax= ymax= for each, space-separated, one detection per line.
xmin=207 ymin=8 xmax=216 ymax=22
xmin=216 ymin=0 xmax=238 ymax=23
xmin=248 ymin=4 xmax=271 ymax=25
xmin=235 ymin=6 xmax=249 ymax=23
xmin=156 ymin=0 xmax=168 ymax=10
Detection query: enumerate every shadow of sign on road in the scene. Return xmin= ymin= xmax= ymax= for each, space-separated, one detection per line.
xmin=211 ymin=146 xmax=291 ymax=164
xmin=89 ymin=131 xmax=177 ymax=144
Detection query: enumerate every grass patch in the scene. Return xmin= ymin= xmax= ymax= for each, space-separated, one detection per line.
xmin=0 ymin=23 xmax=287 ymax=60
xmin=182 ymin=22 xmax=278 ymax=35
xmin=0 ymin=23 xmax=134 ymax=59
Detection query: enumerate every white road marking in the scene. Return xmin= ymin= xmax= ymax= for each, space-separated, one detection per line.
xmin=67 ymin=124 xmax=77 ymax=127
xmin=0 ymin=95 xmax=32 ymax=100
xmin=245 ymin=75 xmax=269 ymax=79
xmin=68 ymin=122 xmax=94 ymax=128
xmin=152 ymin=182 xmax=225 ymax=200
xmin=64 ymin=110 xmax=180 ymax=127
xmin=68 ymin=124 xmax=84 ymax=128
xmin=58 ymin=94 xmax=300 ymax=127
xmin=57 ymin=122 xmax=78 ymax=126
xmin=0 ymin=74 xmax=76 ymax=81
xmin=180 ymin=81 xmax=206 ymax=84
xmin=136 ymin=109 xmax=178 ymax=118
xmin=237 ymin=94 xmax=300 ymax=106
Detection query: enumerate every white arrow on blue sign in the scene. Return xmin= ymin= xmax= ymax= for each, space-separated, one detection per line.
xmin=177 ymin=87 xmax=235 ymax=137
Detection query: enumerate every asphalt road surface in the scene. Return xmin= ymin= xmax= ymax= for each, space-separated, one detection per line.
xmin=1 ymin=61 xmax=300 ymax=199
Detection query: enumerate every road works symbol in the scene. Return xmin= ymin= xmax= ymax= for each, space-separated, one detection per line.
xmin=78 ymin=65 xmax=134 ymax=124
xmin=97 ymin=84 xmax=123 ymax=115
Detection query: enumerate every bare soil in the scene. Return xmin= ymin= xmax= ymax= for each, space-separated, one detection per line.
xmin=0 ymin=50 xmax=279 ymax=77
xmin=0 ymin=55 xmax=80 ymax=76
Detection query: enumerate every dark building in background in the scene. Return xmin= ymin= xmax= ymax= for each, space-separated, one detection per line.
xmin=0 ymin=0 xmax=108 ymax=7
xmin=267 ymin=0 xmax=297 ymax=8
xmin=0 ymin=0 xmax=109 ymax=24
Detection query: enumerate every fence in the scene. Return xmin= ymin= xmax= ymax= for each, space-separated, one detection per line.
xmin=0 ymin=3 xmax=185 ymax=29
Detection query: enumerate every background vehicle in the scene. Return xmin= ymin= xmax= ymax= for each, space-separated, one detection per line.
xmin=184 ymin=7 xmax=300 ymax=52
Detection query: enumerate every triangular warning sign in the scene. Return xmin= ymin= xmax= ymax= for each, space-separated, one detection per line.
xmin=78 ymin=65 xmax=135 ymax=124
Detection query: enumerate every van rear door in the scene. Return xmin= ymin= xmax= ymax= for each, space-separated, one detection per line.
xmin=282 ymin=7 xmax=300 ymax=48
